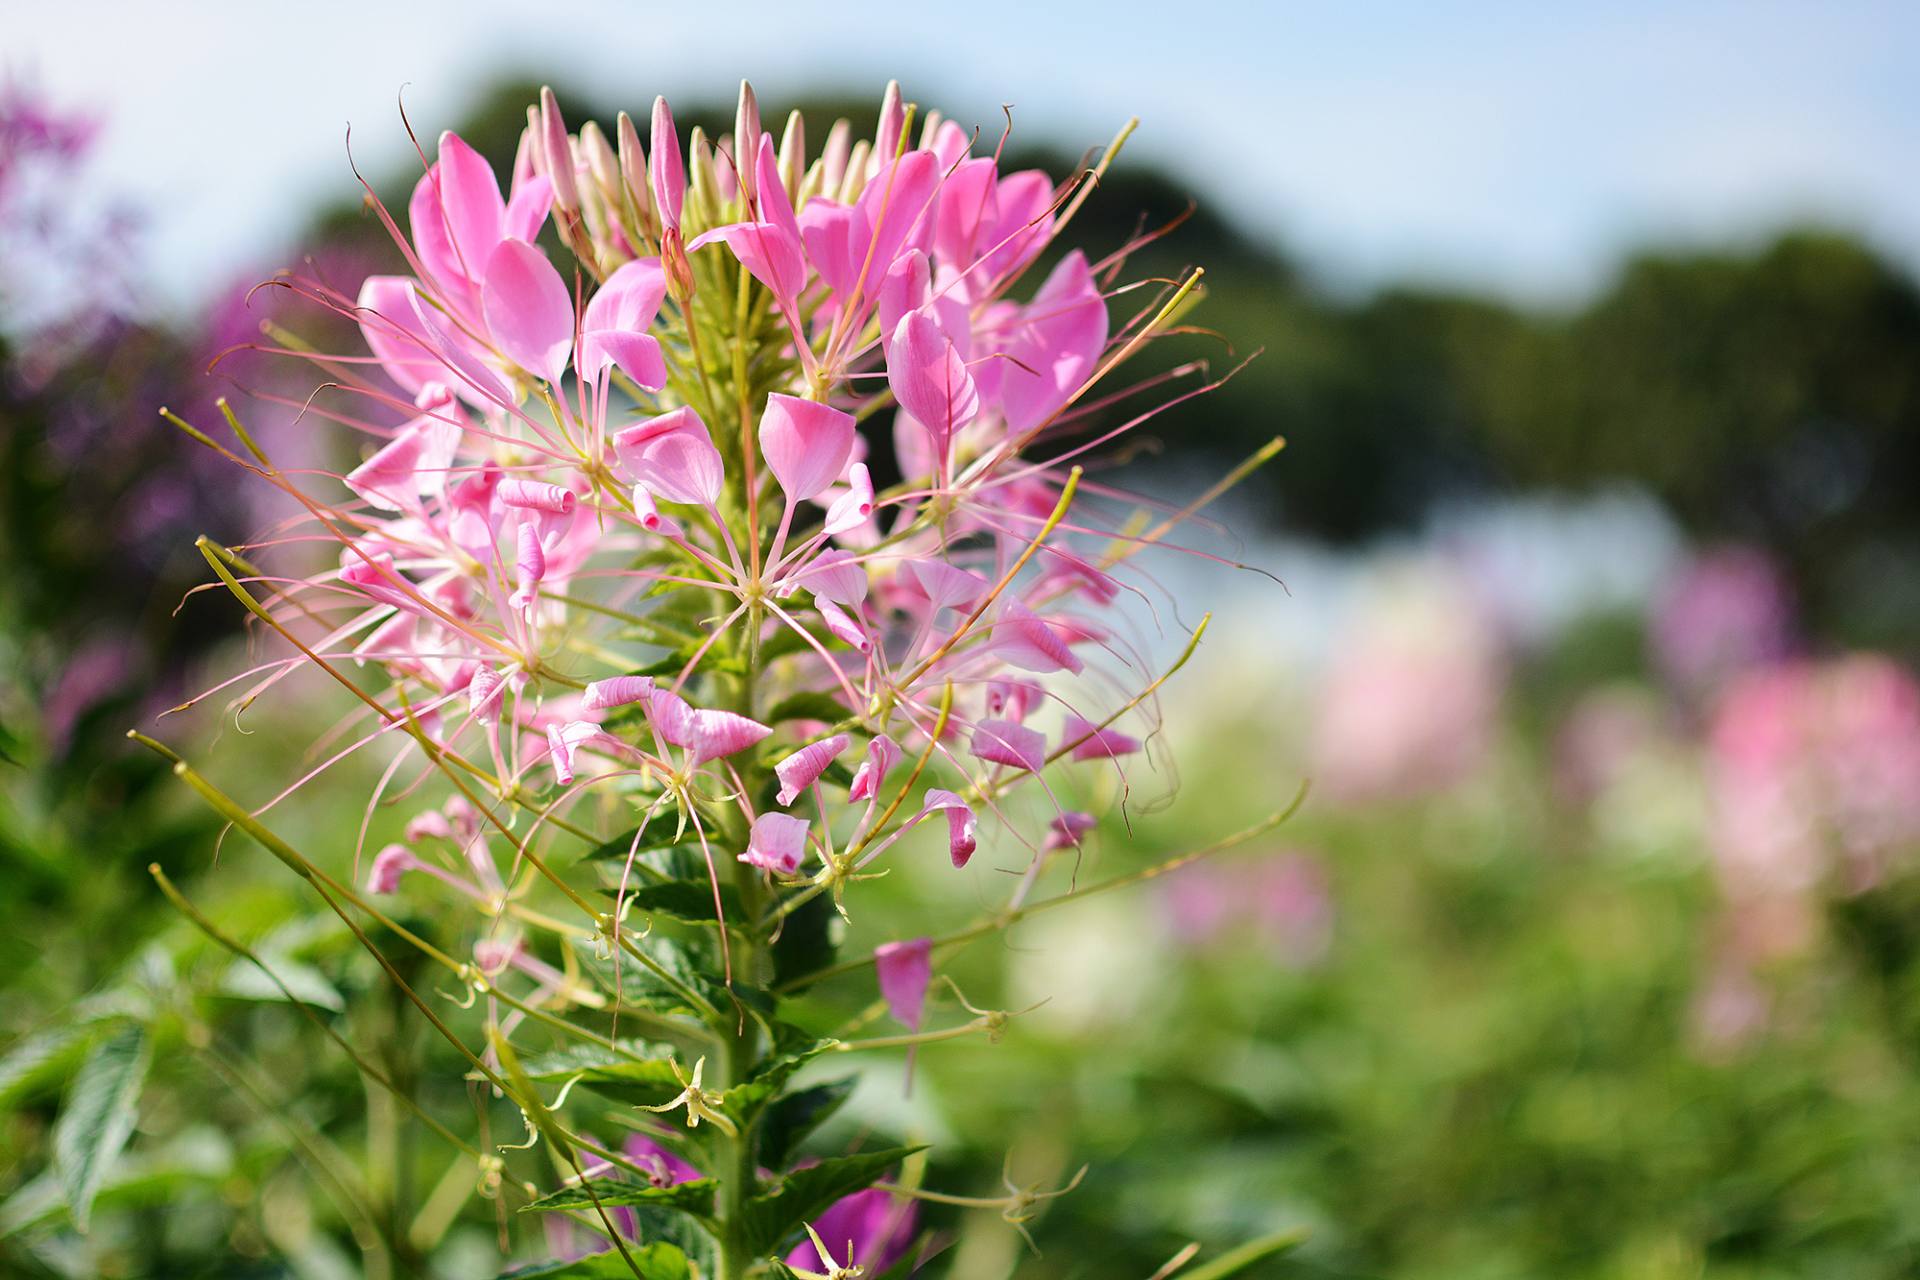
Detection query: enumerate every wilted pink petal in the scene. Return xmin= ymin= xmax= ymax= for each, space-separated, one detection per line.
xmin=1063 ymin=714 xmax=1139 ymax=762
xmin=920 ymin=789 xmax=977 ymax=867
xmin=849 ymin=735 xmax=902 ymax=803
xmin=775 ymin=733 xmax=849 ymax=805
xmin=1043 ymin=811 xmax=1097 ymax=852
xmin=468 ymin=666 xmax=507 ymax=725
xmin=970 ymin=719 xmax=1045 ymax=772
xmin=759 ymin=394 xmax=856 ymax=504
xmin=582 ymin=675 xmax=655 ymax=711
xmin=545 ymin=720 xmax=603 ymax=786
xmin=511 ymin=522 xmax=546 ymax=608
xmin=482 ymin=237 xmax=574 ymax=384
xmin=614 ymin=407 xmax=724 ymax=507
xmin=823 ymin=463 xmax=874 ymax=536
xmin=742 ymin=811 xmax=810 ymax=874
xmin=496 ymin=479 xmax=577 ymax=513
xmin=817 ymin=599 xmax=871 ymax=653
xmin=874 ymin=938 xmax=932 ymax=1030
xmin=369 ymin=844 xmax=414 ymax=894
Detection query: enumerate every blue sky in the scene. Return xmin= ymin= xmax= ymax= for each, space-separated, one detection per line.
xmin=13 ymin=0 xmax=1919 ymax=310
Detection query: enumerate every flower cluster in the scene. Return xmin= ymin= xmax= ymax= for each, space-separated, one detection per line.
xmin=153 ymin=77 xmax=1268 ymax=1276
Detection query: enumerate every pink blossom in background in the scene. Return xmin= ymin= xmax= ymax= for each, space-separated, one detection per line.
xmin=1163 ymin=850 xmax=1334 ymax=967
xmin=785 ymin=1187 xmax=919 ymax=1274
xmin=1707 ymin=654 xmax=1920 ymax=900
xmin=1650 ymin=546 xmax=1795 ymax=703
xmin=1553 ymin=685 xmax=1670 ymax=810
xmin=1311 ymin=568 xmax=1505 ymax=804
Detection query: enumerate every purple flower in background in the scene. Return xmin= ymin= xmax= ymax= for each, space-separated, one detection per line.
xmin=786 ymin=1187 xmax=919 ymax=1274
xmin=1651 ymin=546 xmax=1795 ymax=703
xmin=1163 ymin=850 xmax=1334 ymax=967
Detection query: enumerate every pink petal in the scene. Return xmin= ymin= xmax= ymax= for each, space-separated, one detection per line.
xmin=995 ymin=600 xmax=1084 ymax=675
xmin=630 ymin=486 xmax=684 ymax=537
xmin=369 ymin=844 xmax=414 ymax=894
xmin=775 ymin=733 xmax=849 ymax=805
xmin=874 ymin=938 xmax=932 ymax=1030
xmin=582 ymin=675 xmax=656 ymax=711
xmin=920 ymin=789 xmax=978 ymax=867
xmin=356 ymin=276 xmax=441 ymax=394
xmin=482 ymin=237 xmax=574 ymax=384
xmin=1064 ymin=714 xmax=1140 ymax=762
xmin=903 ymin=557 xmax=988 ymax=612
xmin=877 ymin=248 xmax=931 ymax=338
xmin=496 ymin=480 xmax=577 ymax=514
xmin=1043 ymin=811 xmax=1097 ymax=851
xmin=742 ymin=811 xmax=810 ymax=874
xmin=817 ymin=599 xmax=871 ymax=653
xmin=759 ymin=394 xmax=856 ymax=504
xmin=848 ymin=735 xmax=902 ymax=802
xmin=511 ymin=521 xmax=545 ymax=608
xmin=687 ymin=709 xmax=774 ymax=765
xmin=1000 ymin=250 xmax=1108 ymax=432
xmin=433 ymin=132 xmax=507 ymax=278
xmin=546 ymin=720 xmax=603 ymax=786
xmin=970 ymin=719 xmax=1046 ymax=772
xmin=580 ymin=258 xmax=669 ymax=388
xmin=504 ymin=172 xmax=554 ymax=243
xmin=613 ymin=406 xmax=725 ymax=507
xmin=468 ymin=666 xmax=507 ymax=725
xmin=650 ymin=97 xmax=684 ymax=232
xmin=823 ymin=463 xmax=875 ymax=536
xmin=794 ymin=548 xmax=870 ymax=606
xmin=886 ymin=308 xmax=979 ymax=459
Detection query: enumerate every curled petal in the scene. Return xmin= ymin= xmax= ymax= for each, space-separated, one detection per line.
xmin=468 ymin=666 xmax=506 ymax=725
xmin=775 ymin=733 xmax=849 ymax=806
xmin=817 ymin=599 xmax=871 ymax=653
xmin=631 ymin=486 xmax=684 ymax=537
xmin=970 ymin=718 xmax=1046 ymax=772
xmin=742 ymin=812 xmax=810 ymax=874
xmin=369 ymin=845 xmax=414 ymax=895
xmin=759 ymin=394 xmax=856 ymax=505
xmin=848 ymin=735 xmax=902 ymax=803
xmin=920 ymin=789 xmax=977 ymax=867
xmin=875 ymin=938 xmax=932 ymax=1031
xmin=823 ymin=463 xmax=874 ymax=536
xmin=582 ymin=675 xmax=656 ymax=711
xmin=546 ymin=720 xmax=603 ymax=786
xmin=496 ymin=479 xmax=577 ymax=513
xmin=511 ymin=522 xmax=546 ymax=609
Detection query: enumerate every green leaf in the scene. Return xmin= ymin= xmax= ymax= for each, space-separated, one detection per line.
xmin=218 ymin=955 xmax=344 ymax=1011
xmin=1178 ymin=1228 xmax=1310 ymax=1280
xmin=51 ymin=1023 xmax=151 ymax=1232
xmin=520 ymin=1041 xmax=690 ymax=1108
xmin=520 ymin=1177 xmax=716 ymax=1221
xmin=757 ymin=1078 xmax=857 ymax=1171
xmin=598 ymin=880 xmax=745 ymax=926
xmin=763 ymin=692 xmax=852 ymax=725
xmin=738 ymin=1145 xmax=925 ymax=1257
xmin=770 ymin=890 xmax=842 ymax=992
xmin=0 ymin=1023 xmax=97 ymax=1110
xmin=495 ymin=1241 xmax=693 ymax=1279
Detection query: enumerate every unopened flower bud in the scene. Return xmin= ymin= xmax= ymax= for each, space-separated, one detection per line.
xmin=649 ymin=96 xmax=684 ymax=233
xmin=539 ymin=86 xmax=579 ymax=215
xmin=734 ymin=80 xmax=761 ymax=207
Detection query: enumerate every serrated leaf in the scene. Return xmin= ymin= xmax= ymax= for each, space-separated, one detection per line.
xmin=763 ymin=692 xmax=851 ymax=725
xmin=52 ymin=1023 xmax=151 ymax=1232
xmin=0 ymin=1024 xmax=97 ymax=1110
xmin=757 ymin=1078 xmax=857 ymax=1171
xmin=520 ymin=1176 xmax=717 ymax=1221
xmin=1178 ymin=1228 xmax=1310 ymax=1279
xmin=495 ymin=1241 xmax=693 ymax=1279
xmin=218 ymin=955 xmax=344 ymax=1011
xmin=738 ymin=1145 xmax=925 ymax=1256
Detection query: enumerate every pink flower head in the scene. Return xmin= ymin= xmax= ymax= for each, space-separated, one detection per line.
xmin=742 ymin=811 xmax=810 ymax=874
xmin=775 ymin=734 xmax=849 ymax=806
xmin=874 ymin=938 xmax=932 ymax=1031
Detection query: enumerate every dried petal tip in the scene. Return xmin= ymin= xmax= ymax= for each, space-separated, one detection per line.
xmin=775 ymin=733 xmax=850 ymax=805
